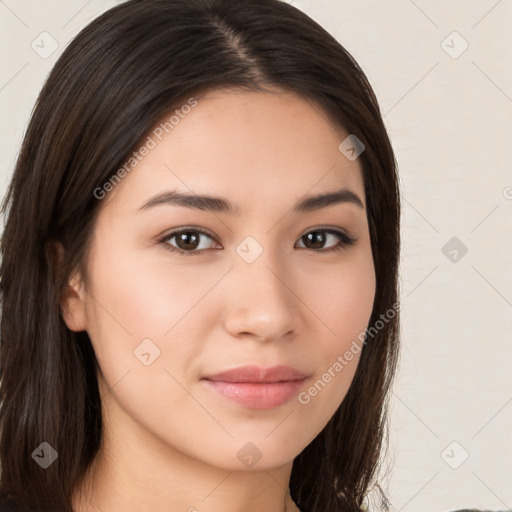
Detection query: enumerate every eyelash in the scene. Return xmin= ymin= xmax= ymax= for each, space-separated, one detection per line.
xmin=158 ymin=227 xmax=357 ymax=257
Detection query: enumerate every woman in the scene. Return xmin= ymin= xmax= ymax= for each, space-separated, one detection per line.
xmin=0 ymin=0 xmax=400 ymax=511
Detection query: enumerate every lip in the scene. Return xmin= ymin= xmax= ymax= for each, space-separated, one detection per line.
xmin=203 ymin=364 xmax=307 ymax=383
xmin=201 ymin=365 xmax=309 ymax=409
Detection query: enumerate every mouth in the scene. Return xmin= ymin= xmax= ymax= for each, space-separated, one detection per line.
xmin=203 ymin=364 xmax=307 ymax=383
xmin=201 ymin=365 xmax=309 ymax=409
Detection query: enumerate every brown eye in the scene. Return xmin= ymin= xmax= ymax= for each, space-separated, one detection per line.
xmin=296 ymin=229 xmax=356 ymax=252
xmin=161 ymin=228 xmax=219 ymax=256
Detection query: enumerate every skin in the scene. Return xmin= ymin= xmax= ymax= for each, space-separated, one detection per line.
xmin=62 ymin=87 xmax=376 ymax=512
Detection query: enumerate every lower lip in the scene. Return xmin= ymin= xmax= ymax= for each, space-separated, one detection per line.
xmin=202 ymin=379 xmax=306 ymax=409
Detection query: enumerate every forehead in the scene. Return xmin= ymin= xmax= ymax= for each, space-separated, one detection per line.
xmin=104 ymin=88 xmax=365 ymax=214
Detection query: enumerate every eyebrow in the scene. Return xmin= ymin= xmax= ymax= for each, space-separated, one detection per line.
xmin=138 ymin=188 xmax=364 ymax=214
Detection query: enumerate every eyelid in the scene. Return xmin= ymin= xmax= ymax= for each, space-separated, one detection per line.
xmin=298 ymin=225 xmax=354 ymax=240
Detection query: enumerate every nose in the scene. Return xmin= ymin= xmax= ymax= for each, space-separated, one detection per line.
xmin=222 ymin=242 xmax=302 ymax=343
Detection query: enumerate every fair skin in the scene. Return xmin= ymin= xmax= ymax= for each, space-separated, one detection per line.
xmin=62 ymin=88 xmax=376 ymax=512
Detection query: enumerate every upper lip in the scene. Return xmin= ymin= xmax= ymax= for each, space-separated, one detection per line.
xmin=203 ymin=365 xmax=307 ymax=383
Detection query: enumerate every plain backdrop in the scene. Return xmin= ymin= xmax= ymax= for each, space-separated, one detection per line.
xmin=0 ymin=1 xmax=511 ymax=511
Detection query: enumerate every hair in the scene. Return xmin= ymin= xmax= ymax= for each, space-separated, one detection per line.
xmin=0 ymin=1 xmax=400 ymax=511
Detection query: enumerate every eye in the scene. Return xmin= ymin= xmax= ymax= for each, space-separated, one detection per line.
xmin=159 ymin=228 xmax=219 ymax=256
xmin=295 ymin=228 xmax=356 ymax=252
xmin=159 ymin=227 xmax=356 ymax=256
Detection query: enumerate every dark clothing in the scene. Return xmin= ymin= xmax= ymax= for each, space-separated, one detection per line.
xmin=0 ymin=496 xmax=28 ymax=511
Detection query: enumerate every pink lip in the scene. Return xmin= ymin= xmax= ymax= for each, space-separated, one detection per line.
xmin=202 ymin=365 xmax=308 ymax=409
xmin=204 ymin=364 xmax=307 ymax=383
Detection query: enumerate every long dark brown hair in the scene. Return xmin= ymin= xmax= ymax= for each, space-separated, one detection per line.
xmin=0 ymin=1 xmax=400 ymax=510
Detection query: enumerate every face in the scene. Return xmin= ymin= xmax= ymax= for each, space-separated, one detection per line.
xmin=62 ymin=88 xmax=376 ymax=472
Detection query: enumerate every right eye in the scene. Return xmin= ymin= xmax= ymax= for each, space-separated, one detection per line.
xmin=159 ymin=228 xmax=220 ymax=256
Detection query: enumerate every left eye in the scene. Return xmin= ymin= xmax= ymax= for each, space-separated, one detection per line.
xmin=295 ymin=229 xmax=355 ymax=251
xmin=159 ymin=227 xmax=356 ymax=256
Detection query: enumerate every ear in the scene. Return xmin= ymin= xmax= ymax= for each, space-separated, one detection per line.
xmin=60 ymin=269 xmax=88 ymax=332
xmin=49 ymin=241 xmax=88 ymax=332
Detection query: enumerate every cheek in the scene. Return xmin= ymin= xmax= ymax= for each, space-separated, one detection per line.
xmin=83 ymin=242 xmax=225 ymax=380
xmin=295 ymin=247 xmax=375 ymax=419
xmin=308 ymin=244 xmax=376 ymax=352
xmin=323 ymin=260 xmax=375 ymax=343
xmin=82 ymin=248 xmax=219 ymax=439
xmin=87 ymin=235 xmax=200 ymax=331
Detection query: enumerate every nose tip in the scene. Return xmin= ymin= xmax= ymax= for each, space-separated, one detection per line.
xmin=222 ymin=257 xmax=301 ymax=344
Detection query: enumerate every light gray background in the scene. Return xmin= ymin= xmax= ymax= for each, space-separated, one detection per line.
xmin=0 ymin=1 xmax=511 ymax=511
